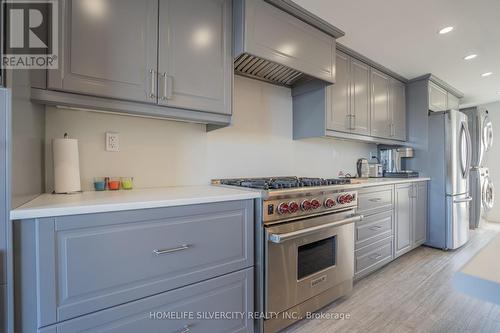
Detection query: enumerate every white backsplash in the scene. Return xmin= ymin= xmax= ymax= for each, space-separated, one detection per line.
xmin=45 ymin=76 xmax=376 ymax=192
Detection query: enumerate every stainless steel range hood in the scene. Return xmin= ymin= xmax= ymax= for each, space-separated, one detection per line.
xmin=233 ymin=0 xmax=344 ymax=88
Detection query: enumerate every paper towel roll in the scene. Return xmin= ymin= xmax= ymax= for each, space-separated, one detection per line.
xmin=53 ymin=137 xmax=81 ymax=193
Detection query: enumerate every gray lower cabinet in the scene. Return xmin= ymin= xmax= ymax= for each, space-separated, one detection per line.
xmin=47 ymin=0 xmax=232 ymax=117
xmin=157 ymin=0 xmax=232 ymax=114
xmin=14 ymin=200 xmax=254 ymax=332
xmin=49 ymin=0 xmax=159 ymax=103
xmin=395 ymin=184 xmax=412 ymax=257
xmin=39 ymin=268 xmax=253 ymax=333
xmin=395 ymin=182 xmax=428 ymax=258
xmin=355 ymin=186 xmax=394 ymax=280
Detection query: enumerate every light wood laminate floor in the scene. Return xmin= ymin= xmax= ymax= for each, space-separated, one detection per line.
xmin=284 ymin=225 xmax=500 ymax=333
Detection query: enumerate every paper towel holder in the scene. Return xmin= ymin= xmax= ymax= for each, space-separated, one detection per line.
xmin=52 ymin=132 xmax=83 ymax=194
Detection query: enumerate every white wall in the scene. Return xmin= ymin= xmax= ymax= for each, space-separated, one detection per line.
xmin=482 ymin=101 xmax=500 ymax=222
xmin=45 ymin=76 xmax=376 ymax=192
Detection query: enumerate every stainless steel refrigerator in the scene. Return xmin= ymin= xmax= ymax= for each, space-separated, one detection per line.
xmin=426 ymin=110 xmax=472 ymax=250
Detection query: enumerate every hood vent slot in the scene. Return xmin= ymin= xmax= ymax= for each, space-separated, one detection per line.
xmin=234 ymin=54 xmax=303 ymax=87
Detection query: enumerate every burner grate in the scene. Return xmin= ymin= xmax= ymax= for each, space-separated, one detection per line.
xmin=218 ymin=177 xmax=351 ymax=190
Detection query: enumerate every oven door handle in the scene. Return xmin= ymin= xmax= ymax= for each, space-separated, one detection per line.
xmin=268 ymin=214 xmax=363 ymax=244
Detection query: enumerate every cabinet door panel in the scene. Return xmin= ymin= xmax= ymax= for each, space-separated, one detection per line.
xmin=370 ymin=69 xmax=390 ymax=138
xmin=327 ymin=51 xmax=350 ymax=132
xmin=448 ymin=93 xmax=460 ymax=110
xmin=429 ymin=82 xmax=447 ymax=112
xmin=413 ymin=182 xmax=428 ymax=245
xmin=351 ymin=59 xmax=371 ymax=135
xmin=48 ymin=0 xmax=158 ymax=103
xmin=158 ymin=0 xmax=232 ymax=114
xmin=391 ymin=79 xmax=406 ymax=141
xmin=395 ymin=184 xmax=412 ymax=257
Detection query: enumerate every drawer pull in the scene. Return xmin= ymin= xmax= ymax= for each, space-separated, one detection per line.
xmin=370 ymin=253 xmax=382 ymax=260
xmin=153 ymin=244 xmax=190 ymax=256
xmin=369 ymin=198 xmax=382 ymax=202
xmin=369 ymin=225 xmax=383 ymax=231
xmin=178 ymin=325 xmax=191 ymax=333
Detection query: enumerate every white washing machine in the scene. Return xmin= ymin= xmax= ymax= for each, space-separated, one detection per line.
xmin=470 ymin=167 xmax=495 ymax=229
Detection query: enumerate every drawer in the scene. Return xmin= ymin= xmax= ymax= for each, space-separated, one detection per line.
xmin=355 ymin=210 xmax=393 ymax=249
xmin=33 ymin=200 xmax=254 ymax=326
xmin=357 ymin=185 xmax=393 ymax=215
xmin=40 ymin=268 xmax=254 ymax=333
xmin=355 ymin=236 xmax=393 ymax=279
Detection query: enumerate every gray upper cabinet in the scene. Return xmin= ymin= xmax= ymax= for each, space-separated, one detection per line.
xmin=157 ymin=0 xmax=232 ymax=114
xmin=390 ymin=78 xmax=406 ymax=141
xmin=48 ymin=0 xmax=159 ymax=103
xmin=413 ymin=182 xmax=428 ymax=245
xmin=395 ymin=184 xmax=412 ymax=257
xmin=350 ymin=59 xmax=371 ymax=135
xmin=327 ymin=52 xmax=370 ymax=135
xmin=370 ymin=69 xmax=390 ymax=139
xmin=428 ymin=81 xmax=448 ymax=112
xmin=447 ymin=92 xmax=460 ymax=110
xmin=327 ymin=51 xmax=350 ymax=132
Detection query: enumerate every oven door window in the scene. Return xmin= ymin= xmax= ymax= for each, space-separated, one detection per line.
xmin=297 ymin=236 xmax=336 ymax=280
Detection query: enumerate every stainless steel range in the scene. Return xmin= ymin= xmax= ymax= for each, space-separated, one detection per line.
xmin=212 ymin=177 xmax=362 ymax=333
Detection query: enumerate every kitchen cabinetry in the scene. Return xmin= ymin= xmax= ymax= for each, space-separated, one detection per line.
xmin=14 ymin=200 xmax=254 ymax=331
xmin=395 ymin=182 xmax=428 ymax=258
xmin=327 ymin=52 xmax=370 ymax=135
xmin=46 ymin=0 xmax=232 ymax=122
xmin=293 ymin=50 xmax=406 ymax=144
xmin=370 ymin=69 xmax=390 ymax=138
xmin=157 ymin=0 xmax=231 ymax=114
xmin=428 ymin=82 xmax=448 ymax=112
xmin=447 ymin=93 xmax=460 ymax=110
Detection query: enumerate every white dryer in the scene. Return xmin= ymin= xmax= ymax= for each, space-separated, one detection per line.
xmin=470 ymin=167 xmax=494 ymax=229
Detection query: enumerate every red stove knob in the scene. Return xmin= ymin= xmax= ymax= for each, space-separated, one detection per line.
xmin=277 ymin=202 xmax=289 ymax=214
xmin=337 ymin=195 xmax=344 ymax=204
xmin=311 ymin=199 xmax=321 ymax=209
xmin=345 ymin=194 xmax=353 ymax=203
xmin=301 ymin=200 xmax=312 ymax=211
xmin=289 ymin=201 xmax=300 ymax=213
xmin=324 ymin=198 xmax=336 ymax=208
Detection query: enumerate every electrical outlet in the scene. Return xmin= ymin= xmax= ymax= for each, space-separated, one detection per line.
xmin=105 ymin=132 xmax=120 ymax=152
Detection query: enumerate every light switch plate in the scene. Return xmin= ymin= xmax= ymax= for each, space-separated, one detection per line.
xmin=105 ymin=132 xmax=120 ymax=152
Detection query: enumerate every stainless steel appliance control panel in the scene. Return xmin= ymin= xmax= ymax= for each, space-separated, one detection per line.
xmin=263 ymin=190 xmax=358 ymax=224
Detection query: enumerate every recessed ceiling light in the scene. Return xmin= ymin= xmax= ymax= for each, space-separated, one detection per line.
xmin=481 ymin=72 xmax=493 ymax=77
xmin=464 ymin=54 xmax=477 ymax=60
xmin=438 ymin=26 xmax=454 ymax=34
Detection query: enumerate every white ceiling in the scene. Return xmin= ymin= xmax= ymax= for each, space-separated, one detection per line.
xmin=293 ymin=0 xmax=500 ymax=106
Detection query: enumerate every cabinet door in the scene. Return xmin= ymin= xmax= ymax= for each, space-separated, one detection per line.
xmin=48 ymin=0 xmax=158 ymax=103
xmin=448 ymin=93 xmax=460 ymax=110
xmin=428 ymin=82 xmax=448 ymax=112
xmin=327 ymin=51 xmax=350 ymax=132
xmin=395 ymin=184 xmax=412 ymax=257
xmin=158 ymin=0 xmax=232 ymax=114
xmin=390 ymin=79 xmax=406 ymax=141
xmin=413 ymin=182 xmax=428 ymax=245
xmin=370 ymin=69 xmax=390 ymax=138
xmin=351 ymin=59 xmax=371 ymax=135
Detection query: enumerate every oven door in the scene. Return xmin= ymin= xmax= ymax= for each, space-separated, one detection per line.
xmin=265 ymin=209 xmax=360 ymax=314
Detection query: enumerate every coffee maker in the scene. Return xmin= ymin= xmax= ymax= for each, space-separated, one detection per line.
xmin=379 ymin=147 xmax=418 ymax=177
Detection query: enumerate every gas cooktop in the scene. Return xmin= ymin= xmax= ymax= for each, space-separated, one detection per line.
xmin=213 ymin=176 xmax=351 ymax=190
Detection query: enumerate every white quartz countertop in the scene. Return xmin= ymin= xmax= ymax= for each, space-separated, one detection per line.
xmin=454 ymin=233 xmax=500 ymax=305
xmin=10 ymin=186 xmax=261 ymax=220
xmin=10 ymin=177 xmax=430 ymax=220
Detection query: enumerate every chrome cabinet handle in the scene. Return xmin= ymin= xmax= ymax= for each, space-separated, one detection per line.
xmin=161 ymin=73 xmax=173 ymax=100
xmin=369 ymin=198 xmax=382 ymax=202
xmin=351 ymin=114 xmax=356 ymax=130
xmin=269 ymin=214 xmax=363 ymax=243
xmin=370 ymin=253 xmax=382 ymax=260
xmin=149 ymin=69 xmax=157 ymax=98
xmin=153 ymin=244 xmax=190 ymax=255
xmin=369 ymin=225 xmax=383 ymax=231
